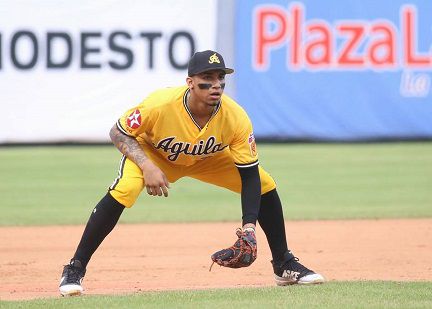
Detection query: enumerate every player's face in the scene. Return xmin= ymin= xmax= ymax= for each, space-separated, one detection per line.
xmin=190 ymin=70 xmax=226 ymax=106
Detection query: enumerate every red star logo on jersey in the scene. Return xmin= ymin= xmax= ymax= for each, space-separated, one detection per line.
xmin=126 ymin=109 xmax=142 ymax=129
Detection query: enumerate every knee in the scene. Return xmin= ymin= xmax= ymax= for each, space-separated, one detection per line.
xmin=261 ymin=177 xmax=276 ymax=194
xmin=109 ymin=177 xmax=143 ymax=208
xmin=258 ymin=167 xmax=277 ymax=194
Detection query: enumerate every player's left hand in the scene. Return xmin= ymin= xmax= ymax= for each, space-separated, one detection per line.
xmin=210 ymin=227 xmax=257 ymax=269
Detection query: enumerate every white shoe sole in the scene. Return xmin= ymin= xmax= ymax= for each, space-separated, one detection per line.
xmin=275 ymin=273 xmax=325 ymax=286
xmin=59 ymin=284 xmax=84 ymax=296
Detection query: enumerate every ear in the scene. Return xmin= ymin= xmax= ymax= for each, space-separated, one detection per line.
xmin=186 ymin=77 xmax=194 ymax=89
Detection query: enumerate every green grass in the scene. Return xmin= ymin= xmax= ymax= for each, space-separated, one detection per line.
xmin=2 ymin=282 xmax=432 ymax=308
xmin=0 ymin=143 xmax=431 ymax=226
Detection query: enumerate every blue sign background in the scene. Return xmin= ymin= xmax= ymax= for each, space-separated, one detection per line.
xmin=234 ymin=0 xmax=432 ymax=140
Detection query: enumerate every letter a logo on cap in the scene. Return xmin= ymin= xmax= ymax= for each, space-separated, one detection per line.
xmin=208 ymin=53 xmax=220 ymax=64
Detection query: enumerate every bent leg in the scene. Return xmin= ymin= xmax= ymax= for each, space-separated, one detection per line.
xmin=71 ymin=155 xmax=144 ymax=267
xmin=187 ymin=155 xmax=324 ymax=285
xmin=61 ymin=150 xmax=184 ymax=295
xmin=60 ymin=192 xmax=125 ymax=296
xmin=73 ymin=150 xmax=183 ymax=264
xmin=73 ymin=192 xmax=125 ymax=267
xmin=75 ymin=152 xmax=181 ymax=265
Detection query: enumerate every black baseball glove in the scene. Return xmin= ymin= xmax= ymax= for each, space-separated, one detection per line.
xmin=210 ymin=227 xmax=257 ymax=269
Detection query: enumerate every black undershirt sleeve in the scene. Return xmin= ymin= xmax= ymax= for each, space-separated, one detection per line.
xmin=237 ymin=164 xmax=261 ymax=226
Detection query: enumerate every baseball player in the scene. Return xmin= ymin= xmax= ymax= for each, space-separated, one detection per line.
xmin=59 ymin=50 xmax=325 ymax=296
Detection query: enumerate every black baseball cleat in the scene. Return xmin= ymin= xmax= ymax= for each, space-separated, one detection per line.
xmin=59 ymin=259 xmax=86 ymax=296
xmin=272 ymin=251 xmax=325 ymax=286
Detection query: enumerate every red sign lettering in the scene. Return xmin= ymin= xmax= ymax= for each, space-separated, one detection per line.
xmin=252 ymin=2 xmax=432 ymax=71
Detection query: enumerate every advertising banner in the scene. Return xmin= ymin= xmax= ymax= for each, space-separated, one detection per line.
xmin=235 ymin=0 xmax=432 ymax=140
xmin=0 ymin=0 xmax=217 ymax=143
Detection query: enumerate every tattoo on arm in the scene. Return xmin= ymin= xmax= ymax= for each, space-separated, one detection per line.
xmin=109 ymin=124 xmax=148 ymax=169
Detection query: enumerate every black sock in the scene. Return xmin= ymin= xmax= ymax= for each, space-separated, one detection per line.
xmin=258 ymin=189 xmax=289 ymax=262
xmin=72 ymin=192 xmax=125 ymax=268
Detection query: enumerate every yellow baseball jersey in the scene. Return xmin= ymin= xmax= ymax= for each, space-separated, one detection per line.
xmin=116 ymin=86 xmax=258 ymax=168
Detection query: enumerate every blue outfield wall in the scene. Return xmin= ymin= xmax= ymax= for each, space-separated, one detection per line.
xmin=234 ymin=0 xmax=432 ymax=141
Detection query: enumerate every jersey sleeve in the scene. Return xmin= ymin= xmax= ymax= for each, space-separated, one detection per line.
xmin=230 ymin=113 xmax=259 ymax=168
xmin=116 ymin=100 xmax=157 ymax=138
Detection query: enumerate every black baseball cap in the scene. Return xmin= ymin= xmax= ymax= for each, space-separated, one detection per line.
xmin=187 ymin=50 xmax=234 ymax=76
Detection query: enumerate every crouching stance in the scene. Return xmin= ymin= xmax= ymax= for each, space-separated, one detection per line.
xmin=59 ymin=50 xmax=324 ymax=296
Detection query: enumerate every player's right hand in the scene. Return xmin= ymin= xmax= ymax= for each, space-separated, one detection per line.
xmin=141 ymin=160 xmax=170 ymax=197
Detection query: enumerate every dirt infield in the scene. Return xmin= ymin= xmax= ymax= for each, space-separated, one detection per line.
xmin=1 ymin=219 xmax=431 ymax=301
